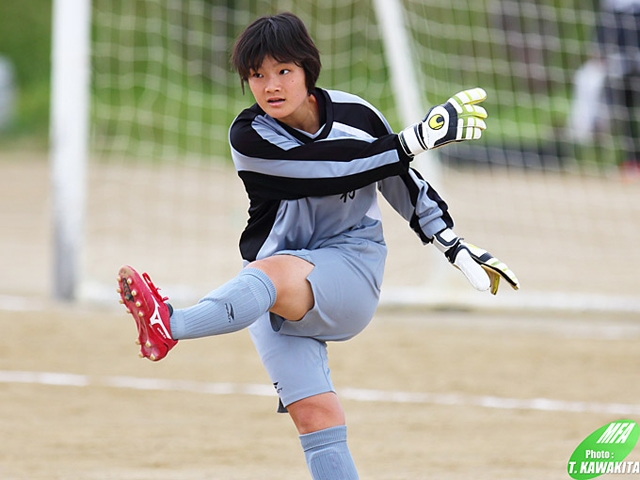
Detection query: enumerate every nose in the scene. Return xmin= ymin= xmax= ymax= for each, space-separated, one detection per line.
xmin=265 ymin=74 xmax=281 ymax=93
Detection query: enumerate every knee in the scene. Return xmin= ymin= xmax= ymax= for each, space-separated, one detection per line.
xmin=248 ymin=256 xmax=314 ymax=320
xmin=287 ymin=392 xmax=346 ymax=435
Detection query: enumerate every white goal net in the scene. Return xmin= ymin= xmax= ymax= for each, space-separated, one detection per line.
xmin=72 ymin=0 xmax=640 ymax=312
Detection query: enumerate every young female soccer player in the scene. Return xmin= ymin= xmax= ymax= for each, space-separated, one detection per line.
xmin=117 ymin=12 xmax=519 ymax=479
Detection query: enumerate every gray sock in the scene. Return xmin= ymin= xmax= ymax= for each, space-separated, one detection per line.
xmin=300 ymin=425 xmax=359 ymax=480
xmin=169 ymin=268 xmax=276 ymax=339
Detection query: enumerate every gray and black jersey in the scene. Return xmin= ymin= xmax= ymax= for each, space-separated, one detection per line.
xmin=229 ymin=88 xmax=453 ymax=263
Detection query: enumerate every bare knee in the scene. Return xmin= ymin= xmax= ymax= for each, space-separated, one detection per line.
xmin=249 ymin=255 xmax=314 ymax=321
xmin=287 ymin=392 xmax=346 ymax=435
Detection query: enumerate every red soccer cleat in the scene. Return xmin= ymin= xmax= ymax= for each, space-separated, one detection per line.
xmin=116 ymin=265 xmax=177 ymax=361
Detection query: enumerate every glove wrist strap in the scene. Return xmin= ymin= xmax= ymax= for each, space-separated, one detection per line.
xmin=433 ymin=228 xmax=461 ymax=261
xmin=398 ymin=123 xmax=428 ymax=157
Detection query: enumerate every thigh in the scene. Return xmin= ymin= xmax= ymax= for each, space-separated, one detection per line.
xmin=273 ymin=238 xmax=386 ymax=341
xmin=248 ymin=312 xmax=335 ymax=409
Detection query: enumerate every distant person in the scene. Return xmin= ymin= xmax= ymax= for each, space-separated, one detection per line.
xmin=0 ymin=56 xmax=16 ymax=131
xmin=595 ymin=0 xmax=640 ymax=178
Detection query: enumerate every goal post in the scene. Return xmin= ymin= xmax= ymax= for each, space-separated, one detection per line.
xmin=49 ymin=0 xmax=91 ymax=301
xmin=371 ymin=0 xmax=449 ymax=288
xmin=371 ymin=0 xmax=443 ymax=186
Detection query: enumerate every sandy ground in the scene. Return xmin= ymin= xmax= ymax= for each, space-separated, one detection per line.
xmin=2 ymin=304 xmax=640 ymax=479
xmin=1 ymin=150 xmax=640 ymax=479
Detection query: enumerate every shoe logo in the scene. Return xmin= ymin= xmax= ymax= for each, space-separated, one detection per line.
xmin=150 ymin=298 xmax=171 ymax=340
xmin=225 ymin=303 xmax=235 ymax=323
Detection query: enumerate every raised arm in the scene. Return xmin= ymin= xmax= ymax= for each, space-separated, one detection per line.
xmin=383 ymin=88 xmax=519 ymax=295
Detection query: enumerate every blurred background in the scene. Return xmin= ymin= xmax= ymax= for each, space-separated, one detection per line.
xmin=0 ymin=1 xmax=51 ymax=146
xmin=0 ymin=1 xmax=632 ymax=163
xmin=1 ymin=0 xmax=639 ymax=313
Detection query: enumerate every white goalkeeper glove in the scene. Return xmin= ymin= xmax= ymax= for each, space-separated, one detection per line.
xmin=433 ymin=228 xmax=520 ymax=295
xmin=398 ymin=88 xmax=488 ymax=157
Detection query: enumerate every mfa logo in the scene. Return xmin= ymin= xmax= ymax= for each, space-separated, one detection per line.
xmin=568 ymin=420 xmax=639 ymax=479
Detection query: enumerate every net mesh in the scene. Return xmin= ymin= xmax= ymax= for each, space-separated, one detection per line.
xmin=86 ymin=0 xmax=640 ymax=310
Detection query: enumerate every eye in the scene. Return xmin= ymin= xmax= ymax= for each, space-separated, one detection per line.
xmin=251 ymin=72 xmax=263 ymax=79
xmin=280 ymin=68 xmax=291 ymax=75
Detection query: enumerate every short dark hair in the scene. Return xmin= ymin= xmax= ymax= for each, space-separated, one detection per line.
xmin=231 ymin=12 xmax=321 ymax=93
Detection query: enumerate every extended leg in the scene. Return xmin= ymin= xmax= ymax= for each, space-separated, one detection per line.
xmin=117 ymin=255 xmax=313 ymax=359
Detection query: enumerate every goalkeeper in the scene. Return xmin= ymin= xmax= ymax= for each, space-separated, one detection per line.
xmin=117 ymin=11 xmax=519 ymax=480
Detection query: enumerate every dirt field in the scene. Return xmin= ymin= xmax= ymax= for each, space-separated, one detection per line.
xmin=2 ymin=151 xmax=640 ymax=479
xmin=2 ymin=304 xmax=640 ymax=479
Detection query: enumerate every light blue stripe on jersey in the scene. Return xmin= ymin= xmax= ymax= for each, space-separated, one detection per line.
xmin=326 ymin=121 xmax=375 ymax=140
xmin=233 ymin=146 xmax=401 ymax=179
xmin=233 ymin=115 xmax=401 ymax=179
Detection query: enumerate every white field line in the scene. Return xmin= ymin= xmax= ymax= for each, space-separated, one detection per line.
xmin=4 ymin=288 xmax=640 ymax=314
xmin=2 ymin=370 xmax=640 ymax=416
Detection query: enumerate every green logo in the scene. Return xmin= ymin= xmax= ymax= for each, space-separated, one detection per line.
xmin=568 ymin=420 xmax=639 ymax=479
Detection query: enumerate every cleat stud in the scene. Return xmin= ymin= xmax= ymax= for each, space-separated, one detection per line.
xmin=149 ymin=354 xmax=156 ymax=361
xmin=116 ymin=287 xmax=122 ymax=293
xmin=137 ymin=311 xmax=144 ymax=317
xmin=125 ymin=308 xmax=131 ymax=314
xmin=145 ymin=341 xmax=151 ymax=348
xmin=135 ymin=301 xmax=141 ymax=307
xmin=135 ymin=340 xmax=141 ymax=345
xmin=131 ymin=290 xmax=137 ymax=297
xmin=138 ymin=352 xmax=145 ymax=358
xmin=119 ymin=299 xmax=124 ymax=304
xmin=127 ymin=278 xmax=132 ymax=285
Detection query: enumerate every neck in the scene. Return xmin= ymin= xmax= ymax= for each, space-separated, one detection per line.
xmin=293 ymin=94 xmax=320 ymax=134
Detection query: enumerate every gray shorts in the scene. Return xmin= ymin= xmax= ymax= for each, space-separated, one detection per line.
xmin=248 ymin=237 xmax=386 ymax=409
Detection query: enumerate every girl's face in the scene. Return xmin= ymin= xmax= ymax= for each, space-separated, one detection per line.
xmin=248 ymin=56 xmax=317 ymax=132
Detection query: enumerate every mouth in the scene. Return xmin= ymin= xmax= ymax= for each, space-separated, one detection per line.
xmin=267 ymin=97 xmax=285 ymax=106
